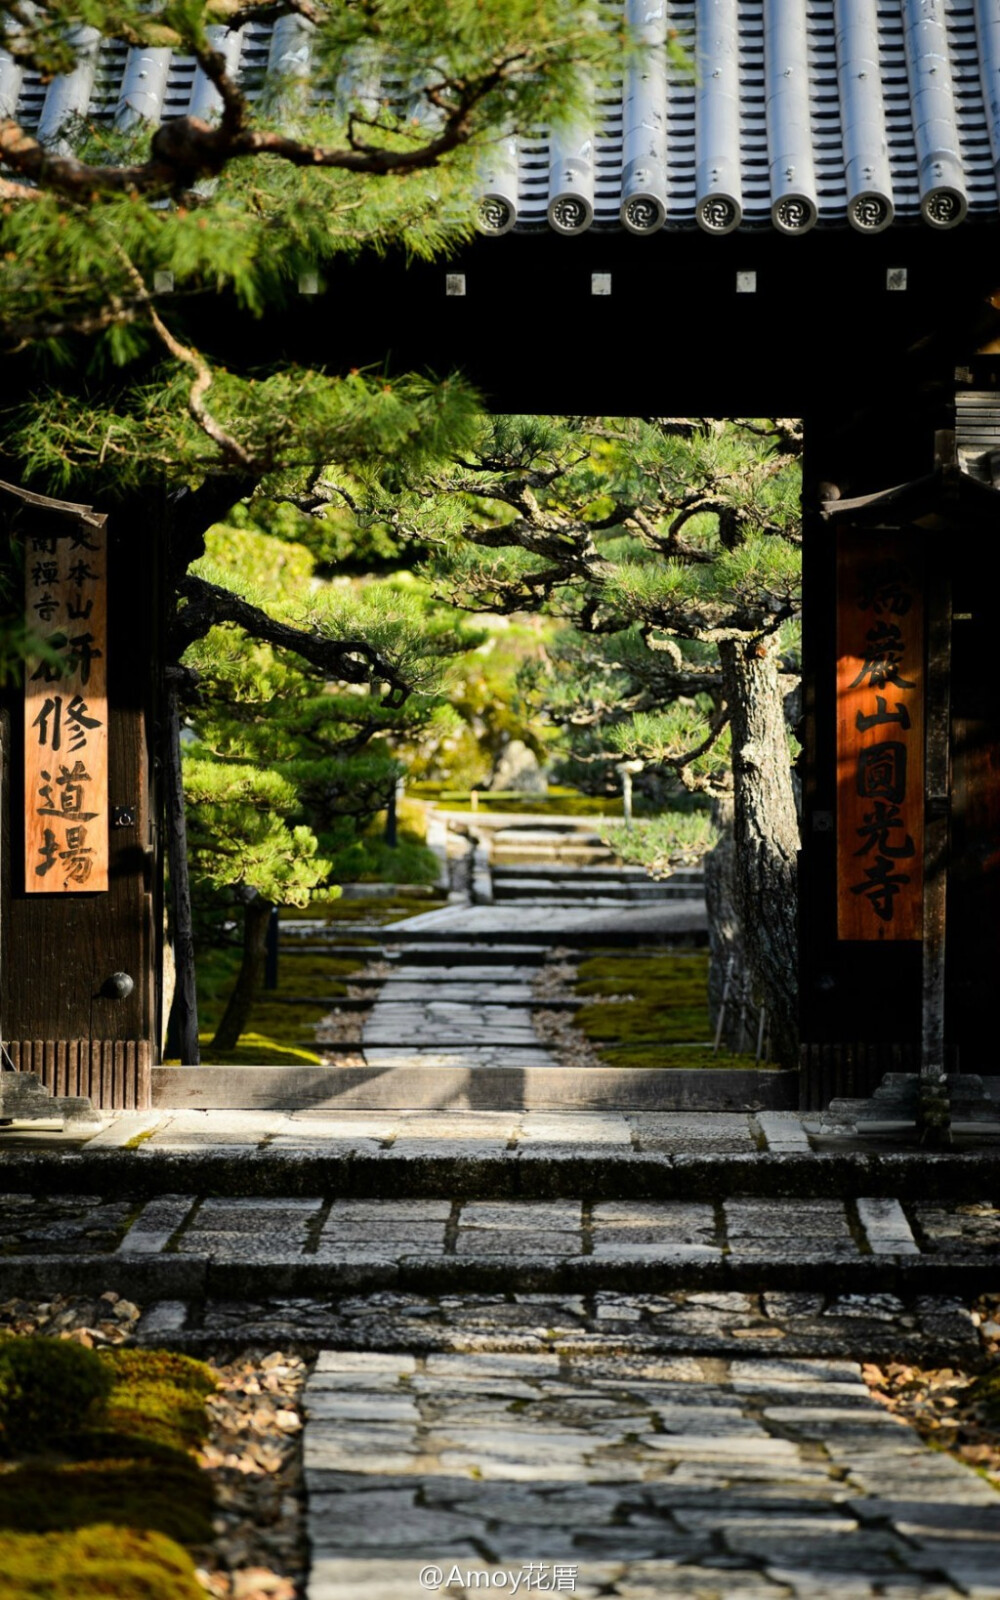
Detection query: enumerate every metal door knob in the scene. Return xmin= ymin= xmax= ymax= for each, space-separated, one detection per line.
xmin=102 ymin=972 xmax=135 ymax=999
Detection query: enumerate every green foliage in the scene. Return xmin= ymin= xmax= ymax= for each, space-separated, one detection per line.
xmin=0 ymin=1337 xmax=112 ymax=1454
xmin=601 ymin=812 xmax=721 ymax=875
xmin=395 ymin=414 xmax=802 ymax=804
xmin=323 ymin=830 xmax=441 ymax=885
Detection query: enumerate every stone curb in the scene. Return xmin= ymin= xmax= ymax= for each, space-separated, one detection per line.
xmin=0 ymin=1249 xmax=996 ymax=1300
xmin=3 ymin=1147 xmax=1000 ymax=1200
xmin=134 ymin=1325 xmax=980 ymax=1365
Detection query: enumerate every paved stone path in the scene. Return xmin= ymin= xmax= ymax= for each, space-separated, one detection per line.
xmin=2 ymin=1187 xmax=999 ymax=1309
xmin=302 ymin=1344 xmax=1000 ymax=1600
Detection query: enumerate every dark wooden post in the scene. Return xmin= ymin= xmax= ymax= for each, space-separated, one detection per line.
xmin=0 ymin=482 xmax=159 ymax=1108
xmin=917 ymin=430 xmax=955 ymax=1143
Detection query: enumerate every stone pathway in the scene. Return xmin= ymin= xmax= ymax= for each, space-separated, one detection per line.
xmin=302 ymin=1343 xmax=1000 ymax=1600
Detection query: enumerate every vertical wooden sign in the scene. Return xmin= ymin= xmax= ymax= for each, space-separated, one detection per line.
xmin=836 ymin=530 xmax=923 ymax=939
xmin=23 ymin=517 xmax=109 ymax=893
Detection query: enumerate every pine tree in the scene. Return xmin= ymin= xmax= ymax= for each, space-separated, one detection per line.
xmin=179 ymin=519 xmax=479 ymax=1051
xmin=0 ymin=3 xmax=621 ymax=1063
xmin=369 ymin=414 xmax=804 ymax=1066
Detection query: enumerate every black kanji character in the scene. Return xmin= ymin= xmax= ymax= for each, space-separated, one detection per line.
xmin=34 ymin=827 xmax=59 ymax=877
xmin=31 ymin=696 xmax=63 ymax=751
xmin=850 ymin=854 xmax=912 ymax=922
xmin=66 ymin=560 xmax=100 ymax=586
xmin=854 ymin=799 xmax=915 ymax=860
xmin=32 ymin=592 xmax=60 ymax=623
xmin=856 ymin=741 xmax=908 ymax=805
xmin=857 ymin=559 xmax=915 ymax=617
xmin=848 ymin=621 xmax=917 ymax=691
xmin=65 ymin=694 xmax=101 ymax=753
xmin=855 ymin=695 xmax=911 ymax=733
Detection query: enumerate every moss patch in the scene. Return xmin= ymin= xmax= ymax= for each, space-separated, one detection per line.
xmin=0 ymin=1342 xmax=215 ymax=1600
xmin=280 ymin=894 xmax=445 ymax=923
xmin=596 ymin=1044 xmax=770 ymax=1070
xmin=570 ymin=950 xmax=770 ymax=1068
xmin=0 ymin=1526 xmax=205 ymax=1600
xmin=189 ymin=947 xmax=370 ymax=1067
xmin=968 ymin=1369 xmax=1000 ymax=1423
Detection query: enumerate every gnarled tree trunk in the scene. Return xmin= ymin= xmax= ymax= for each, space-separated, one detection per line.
xmin=211 ymin=892 xmax=272 ymax=1053
xmin=718 ymin=637 xmax=800 ymax=1068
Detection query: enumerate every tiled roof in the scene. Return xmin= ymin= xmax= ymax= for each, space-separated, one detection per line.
xmin=2 ymin=0 xmax=999 ymax=235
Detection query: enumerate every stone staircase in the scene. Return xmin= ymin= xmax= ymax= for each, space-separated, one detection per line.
xmin=484 ymin=818 xmax=704 ymax=907
xmin=491 ymin=862 xmax=704 ymax=906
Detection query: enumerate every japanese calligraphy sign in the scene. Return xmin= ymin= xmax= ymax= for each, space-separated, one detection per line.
xmin=836 ymin=531 xmax=923 ymax=940
xmin=23 ymin=518 xmax=108 ymax=893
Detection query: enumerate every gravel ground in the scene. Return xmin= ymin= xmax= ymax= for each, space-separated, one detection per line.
xmin=531 ymin=951 xmax=607 ymax=1069
xmin=863 ymin=1291 xmax=1000 ymax=1491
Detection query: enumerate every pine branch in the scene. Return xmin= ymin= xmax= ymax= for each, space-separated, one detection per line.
xmin=0 ymin=50 xmax=528 ymax=198
xmin=173 ymin=574 xmax=412 ymax=705
xmin=104 ymin=236 xmax=258 ymax=471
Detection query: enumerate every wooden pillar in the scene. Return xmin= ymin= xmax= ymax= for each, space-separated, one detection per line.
xmin=799 ymin=404 xmax=939 ymax=1109
xmin=917 ymin=430 xmax=955 ymax=1141
xmin=0 ymin=484 xmax=159 ymax=1108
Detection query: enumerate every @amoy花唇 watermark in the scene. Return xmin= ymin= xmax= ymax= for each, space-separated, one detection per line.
xmin=419 ymin=1563 xmax=578 ymax=1592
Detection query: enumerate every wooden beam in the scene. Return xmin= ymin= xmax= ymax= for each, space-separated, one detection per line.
xmin=918 ymin=431 xmax=955 ymax=1142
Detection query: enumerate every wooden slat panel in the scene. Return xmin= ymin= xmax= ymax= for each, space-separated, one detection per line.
xmin=836 ymin=530 xmax=924 ymax=939
xmin=23 ymin=517 xmax=109 ymax=894
xmin=136 ymin=1042 xmax=152 ymax=1109
xmin=112 ymin=1041 xmax=124 ymax=1109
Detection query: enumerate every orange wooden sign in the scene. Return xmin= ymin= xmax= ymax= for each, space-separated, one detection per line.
xmin=23 ymin=517 xmax=108 ymax=893
xmin=836 ymin=530 xmax=924 ymax=939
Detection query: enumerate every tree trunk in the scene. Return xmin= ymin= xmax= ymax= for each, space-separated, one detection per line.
xmin=211 ymin=893 xmax=272 ymax=1053
xmin=718 ymin=637 xmax=800 ymax=1068
xmin=164 ymin=676 xmax=200 ymax=1066
xmin=704 ymin=798 xmax=745 ymax=1050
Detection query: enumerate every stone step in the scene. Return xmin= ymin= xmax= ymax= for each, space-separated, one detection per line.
xmin=145 ymin=1289 xmax=978 ymax=1365
xmin=384 ymin=966 xmax=543 ymax=984
xmin=383 ymin=941 xmax=551 ymax=962
xmin=1 ymin=1238 xmax=997 ymax=1304
xmin=491 ymin=863 xmax=703 ymax=882
xmin=492 ymin=880 xmax=703 ymax=902
xmin=376 ymin=984 xmax=546 ymax=1003
xmin=15 ymin=1115 xmax=999 ymax=1198
xmin=491 ymin=847 xmax=618 ymax=866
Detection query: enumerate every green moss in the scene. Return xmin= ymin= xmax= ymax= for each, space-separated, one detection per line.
xmin=596 ymin=1045 xmax=769 ymax=1070
xmin=193 ymin=1031 xmax=324 ymax=1066
xmin=123 ymin=1127 xmax=157 ymax=1149
xmin=2 ymin=1458 xmax=213 ymax=1545
xmin=0 ymin=1345 xmax=216 ymax=1599
xmin=576 ymin=950 xmax=707 ymax=985
xmin=569 ymin=949 xmax=770 ymax=1066
xmin=0 ymin=1526 xmax=204 ymax=1600
xmin=439 ymin=792 xmax=627 ymax=817
xmin=968 ymin=1369 xmax=1000 ymax=1421
xmin=0 ymin=1337 xmax=112 ymax=1454
xmin=190 ymin=945 xmax=370 ymax=1065
xmin=280 ymin=894 xmax=445 ymax=922
xmin=579 ymin=1001 xmax=711 ymax=1043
